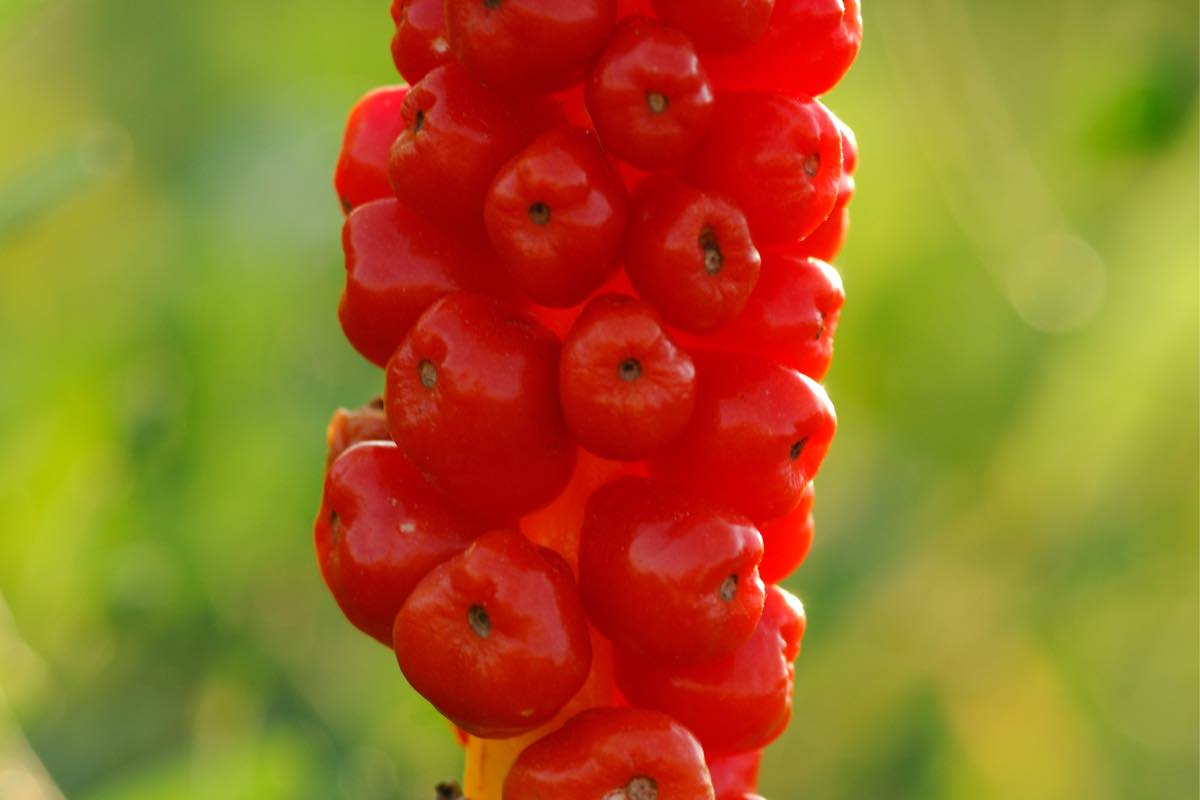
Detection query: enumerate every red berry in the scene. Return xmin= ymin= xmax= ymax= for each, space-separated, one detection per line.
xmin=579 ymin=476 xmax=765 ymax=663
xmin=339 ymin=198 xmax=506 ymax=367
xmin=615 ymin=584 xmax=806 ymax=755
xmin=797 ymin=114 xmax=857 ymax=261
xmin=758 ymin=480 xmax=814 ymax=583
xmin=484 ymin=127 xmax=628 ymax=308
xmin=390 ymin=0 xmax=454 ymax=84
xmin=334 ymin=86 xmax=407 ymax=212
xmin=624 ymin=175 xmax=761 ymax=333
xmin=504 ymin=707 xmax=715 ymax=799
xmin=708 ymin=750 xmax=762 ymax=800
xmin=387 ymin=64 xmax=540 ymax=228
xmin=650 ymin=0 xmax=774 ymax=52
xmin=324 ymin=397 xmax=390 ymax=469
xmin=705 ymin=252 xmax=845 ymax=380
xmin=444 ymin=0 xmax=617 ymax=94
xmin=586 ymin=16 xmax=715 ymax=171
xmin=706 ymin=0 xmax=863 ymax=98
xmin=393 ymin=530 xmax=592 ymax=738
xmin=559 ymin=294 xmax=696 ymax=460
xmin=690 ymin=92 xmax=842 ymax=245
xmin=385 ymin=293 xmax=576 ymax=521
xmin=314 ymin=442 xmax=485 ymax=646
xmin=647 ymin=351 xmax=836 ymax=523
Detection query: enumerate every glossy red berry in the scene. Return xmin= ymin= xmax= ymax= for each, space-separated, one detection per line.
xmin=504 ymin=707 xmax=715 ymax=799
xmin=388 ymin=64 xmax=542 ymax=228
xmin=624 ymin=175 xmax=761 ymax=333
xmin=390 ymin=0 xmax=454 ymax=84
xmin=586 ymin=16 xmax=715 ymax=171
xmin=339 ymin=198 xmax=506 ymax=367
xmin=708 ymin=252 xmax=845 ymax=380
xmin=559 ymin=294 xmax=696 ymax=460
xmin=706 ymin=0 xmax=863 ymax=98
xmin=797 ymin=115 xmax=857 ymax=262
xmin=647 ymin=351 xmax=836 ymax=523
xmin=444 ymin=0 xmax=617 ymax=94
xmin=314 ymin=442 xmax=485 ymax=646
xmin=393 ymin=530 xmax=592 ymax=738
xmin=615 ymin=584 xmax=806 ymax=755
xmin=758 ymin=480 xmax=815 ymax=583
xmin=334 ymin=86 xmax=408 ymax=212
xmin=579 ymin=476 xmax=765 ymax=663
xmin=650 ymin=0 xmax=774 ymax=52
xmin=386 ymin=293 xmax=575 ymax=522
xmin=708 ymin=750 xmax=762 ymax=800
xmin=484 ymin=127 xmax=628 ymax=308
xmin=690 ymin=92 xmax=842 ymax=245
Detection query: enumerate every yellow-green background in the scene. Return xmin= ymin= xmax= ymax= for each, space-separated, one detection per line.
xmin=1 ymin=1 xmax=1196 ymax=798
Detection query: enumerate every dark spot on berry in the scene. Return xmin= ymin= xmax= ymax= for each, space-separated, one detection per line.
xmin=418 ymin=359 xmax=438 ymax=389
xmin=467 ymin=604 xmax=492 ymax=638
xmin=603 ymin=776 xmax=658 ymax=800
xmin=719 ymin=574 xmax=738 ymax=603
xmin=339 ymin=195 xmax=352 ymax=214
xmin=413 ymin=109 xmax=426 ymax=134
xmin=646 ymin=92 xmax=669 ymax=114
xmin=790 ymin=438 xmax=808 ymax=461
xmin=329 ymin=510 xmax=342 ymax=545
xmin=368 ymin=394 xmax=385 ymax=410
xmin=436 ymin=782 xmax=464 ymax=800
xmin=483 ymin=0 xmax=502 ymax=8
xmin=803 ymin=153 xmax=820 ymax=177
xmin=699 ymin=227 xmax=723 ymax=275
xmin=618 ymin=357 xmax=642 ymax=382
xmin=529 ymin=202 xmax=551 ymax=226
xmin=815 ymin=310 xmax=826 ymax=340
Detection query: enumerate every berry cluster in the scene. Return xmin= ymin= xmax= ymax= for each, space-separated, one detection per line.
xmin=321 ymin=1 xmax=860 ymax=796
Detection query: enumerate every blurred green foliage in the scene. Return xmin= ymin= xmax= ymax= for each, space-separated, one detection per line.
xmin=0 ymin=1 xmax=1196 ymax=798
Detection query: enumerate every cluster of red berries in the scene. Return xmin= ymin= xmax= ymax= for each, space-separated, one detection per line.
xmin=319 ymin=1 xmax=860 ymax=797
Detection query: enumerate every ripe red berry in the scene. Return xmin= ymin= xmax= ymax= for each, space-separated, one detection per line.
xmin=624 ymin=175 xmax=761 ymax=333
xmin=690 ymin=92 xmax=842 ymax=245
xmin=388 ymin=64 xmax=543 ymax=228
xmin=314 ymin=442 xmax=485 ymax=646
xmin=484 ymin=127 xmax=628 ymax=308
xmin=586 ymin=16 xmax=715 ymax=171
xmin=393 ymin=530 xmax=592 ymax=738
xmin=503 ymin=707 xmax=715 ymax=799
xmin=615 ymin=585 xmax=806 ymax=755
xmin=390 ymin=0 xmax=455 ymax=84
xmin=706 ymin=0 xmax=863 ymax=98
xmin=647 ymin=351 xmax=836 ymax=523
xmin=386 ymin=293 xmax=576 ymax=522
xmin=579 ymin=476 xmax=765 ymax=663
xmin=559 ymin=294 xmax=696 ymax=460
xmin=650 ymin=0 xmax=774 ymax=52
xmin=444 ymin=0 xmax=617 ymax=94
xmin=705 ymin=252 xmax=845 ymax=380
xmin=708 ymin=750 xmax=762 ymax=800
xmin=758 ymin=480 xmax=815 ymax=583
xmin=339 ymin=198 xmax=507 ymax=367
xmin=334 ymin=86 xmax=408 ymax=212
xmin=797 ymin=115 xmax=857 ymax=262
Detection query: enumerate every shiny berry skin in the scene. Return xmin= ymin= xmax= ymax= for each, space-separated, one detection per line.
xmin=559 ymin=294 xmax=696 ymax=460
xmin=624 ymin=175 xmax=761 ymax=333
xmin=579 ymin=476 xmax=765 ymax=663
xmin=314 ymin=442 xmax=485 ymax=646
xmin=339 ymin=198 xmax=506 ymax=367
xmin=797 ymin=115 xmax=857 ymax=262
xmin=387 ymin=64 xmax=538 ymax=228
xmin=586 ymin=16 xmax=715 ymax=171
xmin=393 ymin=530 xmax=593 ymax=738
xmin=444 ymin=0 xmax=617 ymax=94
xmin=390 ymin=0 xmax=454 ymax=84
xmin=650 ymin=0 xmax=774 ymax=52
xmin=647 ymin=351 xmax=836 ymax=523
xmin=708 ymin=750 xmax=762 ymax=800
xmin=758 ymin=480 xmax=814 ymax=583
xmin=706 ymin=0 xmax=863 ymax=98
xmin=690 ymin=92 xmax=842 ymax=245
xmin=385 ymin=293 xmax=576 ymax=522
xmin=334 ymin=86 xmax=408 ymax=212
xmin=484 ymin=127 xmax=628 ymax=308
xmin=615 ymin=585 xmax=806 ymax=755
xmin=503 ymin=707 xmax=715 ymax=800
xmin=706 ymin=252 xmax=845 ymax=380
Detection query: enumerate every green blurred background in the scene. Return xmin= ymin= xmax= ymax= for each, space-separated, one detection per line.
xmin=1 ymin=1 xmax=1196 ymax=798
